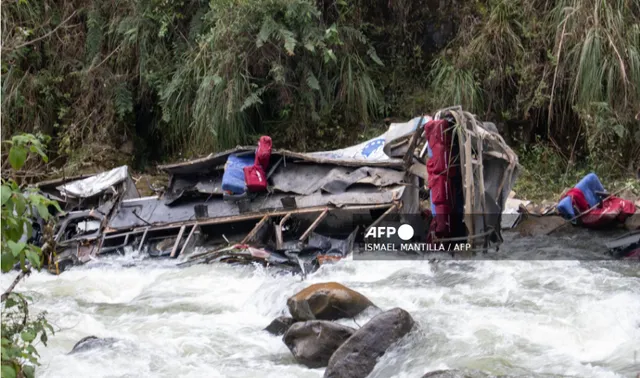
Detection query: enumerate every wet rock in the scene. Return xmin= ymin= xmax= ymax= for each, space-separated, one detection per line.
xmin=264 ymin=316 xmax=296 ymax=336
xmin=287 ymin=282 xmax=374 ymax=321
xmin=324 ymin=308 xmax=414 ymax=378
xmin=625 ymin=212 xmax=640 ymax=230
xmin=524 ymin=201 xmax=555 ymax=215
xmin=283 ymin=320 xmax=355 ymax=368
xmin=68 ymin=336 xmax=118 ymax=354
xmin=512 ymin=215 xmax=566 ymax=237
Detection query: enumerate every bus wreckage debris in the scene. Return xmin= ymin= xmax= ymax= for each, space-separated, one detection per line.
xmin=26 ymin=107 xmax=526 ymax=274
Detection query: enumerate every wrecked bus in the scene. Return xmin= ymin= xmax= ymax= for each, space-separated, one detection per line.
xmin=35 ymin=106 xmax=518 ymax=273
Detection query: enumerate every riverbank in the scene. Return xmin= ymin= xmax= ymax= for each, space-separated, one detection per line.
xmin=512 ymin=144 xmax=640 ymax=203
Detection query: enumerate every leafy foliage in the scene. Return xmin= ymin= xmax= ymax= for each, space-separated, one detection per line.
xmin=429 ymin=0 xmax=640 ymax=168
xmin=158 ymin=0 xmax=383 ymax=153
xmin=1 ymin=134 xmax=59 ymax=378
xmin=2 ymin=295 xmax=54 ymax=378
xmin=1 ymin=0 xmax=638 ymax=188
xmin=2 ymin=0 xmax=384 ymax=161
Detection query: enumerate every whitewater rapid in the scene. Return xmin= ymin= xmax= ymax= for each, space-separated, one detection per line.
xmin=1 ymin=233 xmax=639 ymax=378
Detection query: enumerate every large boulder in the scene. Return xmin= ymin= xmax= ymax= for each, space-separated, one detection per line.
xmin=324 ymin=308 xmax=414 ymax=378
xmin=68 ymin=336 xmax=118 ymax=354
xmin=287 ymin=282 xmax=375 ymax=321
xmin=264 ymin=316 xmax=296 ymax=336
xmin=283 ymin=320 xmax=355 ymax=368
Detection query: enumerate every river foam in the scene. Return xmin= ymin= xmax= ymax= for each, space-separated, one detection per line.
xmin=2 ymin=236 xmax=639 ymax=378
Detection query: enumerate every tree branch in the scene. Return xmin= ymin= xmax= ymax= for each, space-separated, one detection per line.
xmin=4 ymin=10 xmax=78 ymax=53
xmin=1 ymin=268 xmax=31 ymax=302
xmin=87 ymin=44 xmax=123 ymax=73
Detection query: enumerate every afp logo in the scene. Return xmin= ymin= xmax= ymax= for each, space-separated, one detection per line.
xmin=364 ymin=224 xmax=415 ymax=241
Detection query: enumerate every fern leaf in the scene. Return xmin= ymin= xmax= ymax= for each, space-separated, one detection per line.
xmin=367 ymin=47 xmax=384 ymax=66
xmin=116 ymin=16 xmax=138 ymax=44
xmin=270 ymin=63 xmax=286 ymax=84
xmin=306 ymin=71 xmax=320 ymax=91
xmin=114 ymin=83 xmax=133 ymax=120
xmin=240 ymin=87 xmax=266 ymax=112
xmin=85 ymin=9 xmax=104 ymax=62
xmin=188 ymin=7 xmax=207 ymax=42
xmin=279 ymin=29 xmax=297 ymax=56
xmin=304 ymin=42 xmax=316 ymax=52
xmin=257 ymin=18 xmax=277 ymax=48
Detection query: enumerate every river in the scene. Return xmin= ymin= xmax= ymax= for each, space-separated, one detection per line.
xmin=2 ymin=230 xmax=639 ymax=378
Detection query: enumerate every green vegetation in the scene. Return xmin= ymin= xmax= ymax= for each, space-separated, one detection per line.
xmin=0 ymin=4 xmax=638 ymax=371
xmin=1 ymin=0 xmax=639 ymax=198
xmin=1 ymin=134 xmax=59 ymax=378
xmin=514 ymin=141 xmax=640 ymax=202
xmin=160 ymin=0 xmax=383 ymax=152
xmin=430 ymin=0 xmax=640 ymax=167
xmin=2 ymin=0 xmax=385 ymax=163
